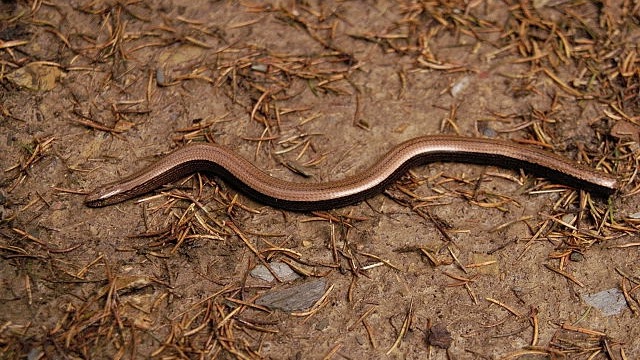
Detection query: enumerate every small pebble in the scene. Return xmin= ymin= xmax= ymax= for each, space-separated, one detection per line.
xmin=561 ymin=213 xmax=576 ymax=227
xmin=569 ymin=251 xmax=584 ymax=262
xmin=451 ymin=76 xmax=471 ymax=97
xmin=256 ymin=278 xmax=327 ymax=312
xmin=156 ymin=68 xmax=167 ymax=86
xmin=251 ymin=64 xmax=268 ymax=73
xmin=427 ymin=322 xmax=452 ymax=349
xmin=582 ymin=288 xmax=627 ymax=316
xmin=250 ymin=261 xmax=300 ymax=282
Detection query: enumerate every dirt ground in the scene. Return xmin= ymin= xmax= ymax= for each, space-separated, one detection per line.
xmin=1 ymin=1 xmax=639 ymax=359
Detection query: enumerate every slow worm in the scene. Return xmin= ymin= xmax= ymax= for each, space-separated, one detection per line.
xmin=85 ymin=135 xmax=617 ymax=210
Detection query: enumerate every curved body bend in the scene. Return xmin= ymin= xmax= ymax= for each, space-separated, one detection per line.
xmin=85 ymin=135 xmax=618 ymax=210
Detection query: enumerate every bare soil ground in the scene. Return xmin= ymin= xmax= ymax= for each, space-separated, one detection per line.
xmin=1 ymin=1 xmax=639 ymax=359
